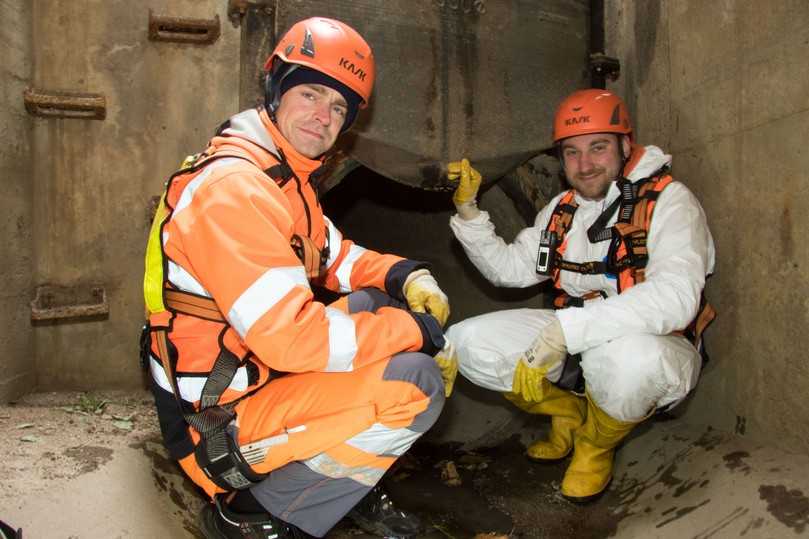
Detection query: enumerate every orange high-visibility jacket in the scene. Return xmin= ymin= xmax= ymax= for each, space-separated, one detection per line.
xmin=146 ymin=108 xmax=426 ymax=456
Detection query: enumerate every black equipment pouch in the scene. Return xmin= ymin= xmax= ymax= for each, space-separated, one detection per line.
xmin=0 ymin=519 xmax=22 ymax=539
xmin=553 ymin=353 xmax=585 ymax=395
xmin=139 ymin=322 xmax=151 ymax=370
xmin=536 ymin=230 xmax=558 ymax=276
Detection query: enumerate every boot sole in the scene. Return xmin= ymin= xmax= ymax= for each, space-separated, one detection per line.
xmin=525 ymin=448 xmax=571 ymax=461
xmin=348 ymin=512 xmax=419 ymax=539
xmin=197 ymin=505 xmax=222 ymax=539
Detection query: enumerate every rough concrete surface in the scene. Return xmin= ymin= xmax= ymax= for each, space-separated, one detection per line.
xmin=2 ymin=391 xmax=808 ymax=539
xmin=605 ymin=0 xmax=809 ymax=456
xmin=0 ymin=0 xmax=35 ymax=402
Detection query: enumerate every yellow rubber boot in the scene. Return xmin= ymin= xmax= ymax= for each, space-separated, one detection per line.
xmin=561 ymin=396 xmax=638 ymax=502
xmin=504 ymin=379 xmax=586 ymax=460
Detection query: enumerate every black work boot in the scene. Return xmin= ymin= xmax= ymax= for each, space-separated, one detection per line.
xmin=347 ymin=485 xmax=422 ymax=538
xmin=0 ymin=520 xmax=22 ymax=539
xmin=199 ymin=494 xmax=312 ymax=539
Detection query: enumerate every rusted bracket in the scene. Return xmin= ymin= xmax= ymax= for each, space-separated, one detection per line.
xmin=23 ymin=88 xmax=106 ymax=120
xmin=30 ymin=285 xmax=109 ymax=323
xmin=228 ymin=0 xmax=250 ymax=25
xmin=589 ymin=53 xmax=621 ymax=82
xmin=148 ymin=9 xmax=221 ymax=45
xmin=227 ymin=0 xmax=273 ymax=27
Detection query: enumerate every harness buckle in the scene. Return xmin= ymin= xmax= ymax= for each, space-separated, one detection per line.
xmin=194 ymin=413 xmax=267 ymax=491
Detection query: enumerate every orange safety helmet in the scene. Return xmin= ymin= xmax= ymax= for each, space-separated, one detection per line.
xmin=552 ymin=89 xmax=632 ymax=143
xmin=264 ymin=17 xmax=375 ymax=131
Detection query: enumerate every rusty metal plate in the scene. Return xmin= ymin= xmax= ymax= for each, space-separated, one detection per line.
xmin=30 ymin=285 xmax=109 ymax=323
xmin=256 ymin=0 xmax=589 ymax=189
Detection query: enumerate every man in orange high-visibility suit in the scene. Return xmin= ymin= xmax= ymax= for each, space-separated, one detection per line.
xmin=143 ymin=17 xmax=452 ymax=539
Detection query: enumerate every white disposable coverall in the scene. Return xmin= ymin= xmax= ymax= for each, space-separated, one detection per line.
xmin=446 ymin=146 xmax=715 ymax=421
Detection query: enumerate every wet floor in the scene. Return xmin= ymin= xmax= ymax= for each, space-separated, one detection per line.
xmin=329 ymin=436 xmax=626 ymax=539
xmin=4 ymin=392 xmax=809 ymax=538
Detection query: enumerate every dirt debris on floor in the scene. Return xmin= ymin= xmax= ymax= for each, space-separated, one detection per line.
xmin=0 ymin=390 xmax=158 ymax=502
xmin=4 ymin=391 xmax=809 ymax=538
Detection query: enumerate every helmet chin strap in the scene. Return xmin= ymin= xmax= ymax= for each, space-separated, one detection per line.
xmin=618 ymin=134 xmax=631 ymax=178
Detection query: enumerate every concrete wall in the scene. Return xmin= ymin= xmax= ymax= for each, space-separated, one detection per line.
xmin=28 ymin=0 xmax=240 ymax=390
xmin=0 ymin=0 xmax=35 ymax=401
xmin=606 ymin=0 xmax=809 ymax=454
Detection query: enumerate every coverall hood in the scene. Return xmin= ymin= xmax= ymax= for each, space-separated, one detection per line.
xmin=623 ymin=144 xmax=672 ymax=181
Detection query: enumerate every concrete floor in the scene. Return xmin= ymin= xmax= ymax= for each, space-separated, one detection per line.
xmin=1 ymin=390 xmax=807 ymax=538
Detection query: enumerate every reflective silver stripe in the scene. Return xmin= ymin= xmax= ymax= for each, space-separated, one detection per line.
xmin=323 ymin=217 xmax=342 ymax=270
xmin=345 ymin=423 xmax=420 ymax=457
xmin=228 ymin=266 xmax=310 ymax=338
xmin=149 ymin=356 xmax=250 ymax=401
xmin=223 ymin=109 xmax=279 ymax=155
xmin=335 ymin=244 xmax=367 ymax=293
xmin=301 ymin=452 xmax=385 ymax=486
xmin=173 ymin=157 xmax=242 ymax=217
xmin=164 ymin=157 xmax=244 ymax=297
xmin=240 ymin=433 xmax=290 ymax=465
xmin=167 ymin=260 xmax=211 ymax=297
xmin=324 ymin=307 xmax=357 ymax=372
xmin=239 ymin=425 xmax=305 ymax=465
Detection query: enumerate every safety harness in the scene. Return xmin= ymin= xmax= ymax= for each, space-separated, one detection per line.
xmin=142 ymin=147 xmax=328 ymax=491
xmin=539 ymin=172 xmax=716 ymax=347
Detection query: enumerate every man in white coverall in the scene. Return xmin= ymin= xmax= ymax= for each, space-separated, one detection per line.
xmin=435 ymin=89 xmax=716 ymax=502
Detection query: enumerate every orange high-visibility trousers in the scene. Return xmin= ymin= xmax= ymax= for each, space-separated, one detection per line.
xmin=181 ymin=289 xmax=445 ymax=536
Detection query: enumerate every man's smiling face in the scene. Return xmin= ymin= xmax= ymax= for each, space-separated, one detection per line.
xmin=560 ymin=133 xmax=631 ymax=200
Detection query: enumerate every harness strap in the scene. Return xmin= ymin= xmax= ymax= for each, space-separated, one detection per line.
xmin=265 ymin=162 xmax=294 ymax=187
xmin=676 ymin=294 xmax=716 ymax=346
xmin=290 ymin=234 xmax=326 ymax=280
xmin=155 ymin=288 xmax=267 ymax=490
xmin=555 ymin=259 xmax=609 ymax=275
xmin=164 ymin=289 xmax=225 ymax=322
xmin=199 ymin=338 xmax=241 ymax=410
xmin=587 ymin=193 xmax=622 ymax=243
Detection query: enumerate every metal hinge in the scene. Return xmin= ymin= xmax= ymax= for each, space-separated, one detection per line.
xmin=227 ymin=0 xmax=273 ymax=27
xmin=589 ymin=53 xmax=621 ymax=82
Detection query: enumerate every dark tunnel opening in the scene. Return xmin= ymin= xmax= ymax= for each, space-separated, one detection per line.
xmin=320 ymin=165 xmax=551 ymax=327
